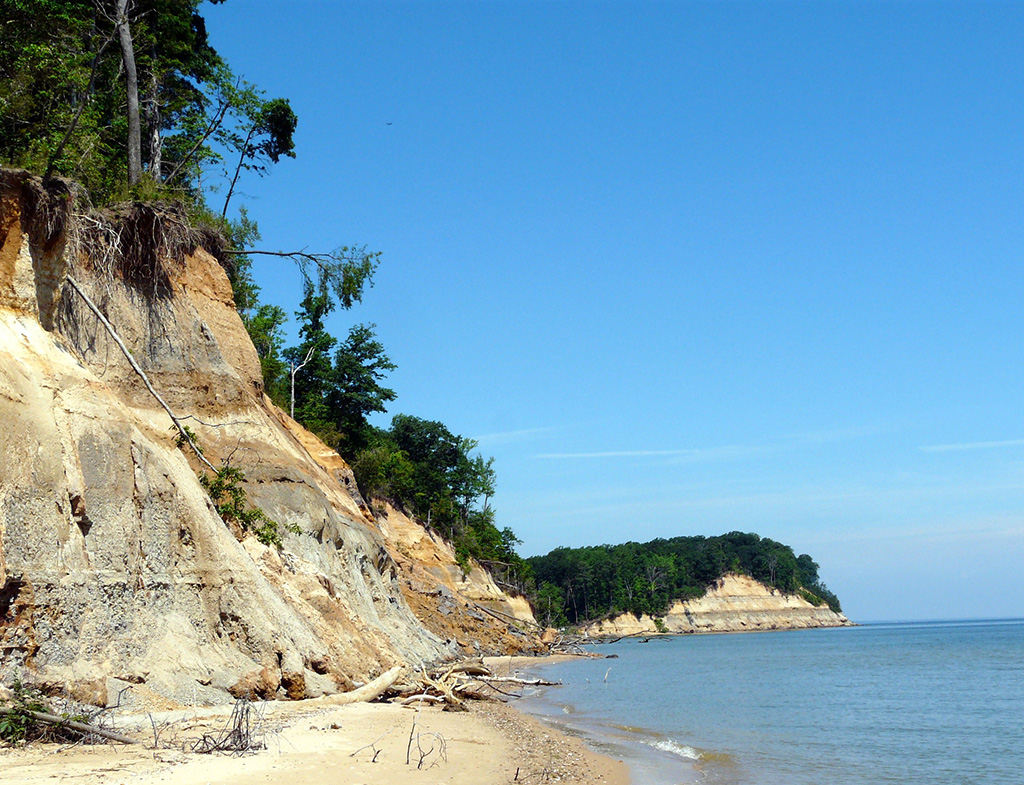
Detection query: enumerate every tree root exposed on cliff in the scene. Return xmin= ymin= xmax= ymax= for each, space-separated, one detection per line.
xmin=64 ymin=274 xmax=217 ymax=474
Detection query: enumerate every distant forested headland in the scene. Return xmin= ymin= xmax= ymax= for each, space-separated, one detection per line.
xmin=528 ymin=532 xmax=842 ymax=627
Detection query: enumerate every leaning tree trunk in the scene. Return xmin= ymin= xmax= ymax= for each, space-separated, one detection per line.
xmin=221 ymin=125 xmax=255 ymax=218
xmin=116 ymin=0 xmax=142 ymax=186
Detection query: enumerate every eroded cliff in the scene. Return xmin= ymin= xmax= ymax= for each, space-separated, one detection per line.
xmin=585 ymin=574 xmax=851 ymax=636
xmin=0 ymin=171 xmax=537 ymax=707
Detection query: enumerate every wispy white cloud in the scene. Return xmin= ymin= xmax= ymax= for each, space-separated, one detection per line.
xmin=796 ymin=519 xmax=1024 ymax=547
xmin=920 ymin=438 xmax=1024 ymax=453
xmin=535 ymin=442 xmax=780 ymax=462
xmin=534 ymin=424 xmax=882 ymax=463
xmin=535 ymin=449 xmax=699 ymax=459
xmin=783 ymin=424 xmax=889 ymax=444
xmin=473 ymin=426 xmax=561 ymax=445
xmin=503 ymin=477 xmax=1024 ymax=530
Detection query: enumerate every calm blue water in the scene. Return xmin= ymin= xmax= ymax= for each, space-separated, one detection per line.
xmin=517 ymin=620 xmax=1024 ymax=785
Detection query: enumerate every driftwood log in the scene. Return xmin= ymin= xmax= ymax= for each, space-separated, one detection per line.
xmin=315 ymin=666 xmax=404 ymax=706
xmin=0 ymin=707 xmax=137 ymax=744
xmin=475 ymin=675 xmax=558 ymax=687
xmin=383 ymin=660 xmax=559 ymax=710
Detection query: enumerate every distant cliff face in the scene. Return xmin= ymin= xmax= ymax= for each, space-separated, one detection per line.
xmin=0 ymin=171 xmax=537 ymax=707
xmin=585 ymin=574 xmax=852 ymax=636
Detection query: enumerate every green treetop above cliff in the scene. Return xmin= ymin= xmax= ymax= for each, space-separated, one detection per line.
xmin=1 ymin=0 xmax=295 ymax=209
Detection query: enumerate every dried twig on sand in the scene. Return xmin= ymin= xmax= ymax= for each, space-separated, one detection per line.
xmin=405 ymin=707 xmax=447 ymax=770
xmin=188 ymin=699 xmax=266 ymax=755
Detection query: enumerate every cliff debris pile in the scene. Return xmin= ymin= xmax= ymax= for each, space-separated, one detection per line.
xmin=0 ymin=170 xmax=539 ymax=708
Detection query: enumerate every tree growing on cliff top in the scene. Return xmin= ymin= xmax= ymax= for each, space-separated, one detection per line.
xmin=328 ymin=323 xmax=397 ymax=454
xmin=0 ymin=0 xmax=294 ymax=208
xmin=349 ymin=415 xmax=530 ymax=590
xmin=284 ymin=276 xmax=337 ymax=431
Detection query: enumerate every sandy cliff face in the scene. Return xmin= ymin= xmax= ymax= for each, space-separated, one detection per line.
xmin=374 ymin=503 xmax=538 ymax=656
xmin=0 ymin=172 xmax=536 ymax=706
xmin=585 ymin=574 xmax=851 ymax=636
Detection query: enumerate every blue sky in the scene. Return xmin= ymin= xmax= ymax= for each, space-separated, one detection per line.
xmin=203 ymin=1 xmax=1024 ymax=622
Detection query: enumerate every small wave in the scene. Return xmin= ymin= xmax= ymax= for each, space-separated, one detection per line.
xmin=608 ymin=723 xmax=652 ymax=735
xmin=560 ymin=705 xmax=576 ymax=714
xmin=643 ymin=737 xmax=702 ymax=760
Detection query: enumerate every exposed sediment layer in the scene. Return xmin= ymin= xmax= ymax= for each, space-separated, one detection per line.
xmin=585 ymin=574 xmax=852 ymax=636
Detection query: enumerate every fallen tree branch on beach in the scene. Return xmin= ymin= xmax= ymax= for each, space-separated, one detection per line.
xmin=317 ymin=666 xmax=404 ymax=706
xmin=0 ymin=707 xmax=137 ymax=745
xmin=399 ymin=694 xmax=447 ymax=706
xmin=475 ymin=675 xmax=559 ymax=687
xmin=547 ymin=632 xmax=594 ymax=655
xmin=381 ymin=659 xmax=560 ymax=710
xmin=349 ymin=728 xmax=393 ymax=762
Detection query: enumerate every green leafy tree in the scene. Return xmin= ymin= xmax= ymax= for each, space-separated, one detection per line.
xmin=285 ymin=276 xmax=337 ymax=431
xmin=350 ymin=438 xmax=416 ymax=503
xmin=348 ymin=414 xmax=529 ymax=590
xmin=535 ymin=581 xmax=567 ymax=628
xmin=221 ymin=94 xmax=296 ymax=217
xmin=389 ymin=414 xmax=462 ymax=523
xmin=328 ymin=323 xmax=396 ymax=456
xmin=1 ymin=0 xmax=101 ymax=177
xmin=0 ymin=0 xmax=299 ymax=209
xmin=245 ymin=303 xmax=288 ymax=403
xmin=133 ymin=0 xmax=225 ymax=181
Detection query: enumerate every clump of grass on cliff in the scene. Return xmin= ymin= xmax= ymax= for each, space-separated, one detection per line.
xmin=173 ymin=427 xmax=298 ymax=548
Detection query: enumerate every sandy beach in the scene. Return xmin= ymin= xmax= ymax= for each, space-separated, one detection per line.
xmin=0 ymin=659 xmax=628 ymax=785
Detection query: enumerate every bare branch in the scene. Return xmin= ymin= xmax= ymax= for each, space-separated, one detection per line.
xmin=223 ymin=248 xmax=341 ymax=274
xmin=164 ymin=97 xmax=231 ymax=185
xmin=65 ymin=276 xmax=218 ymax=474
xmin=221 ymin=124 xmax=256 ymax=218
xmin=221 ymin=246 xmax=380 ymax=311
xmin=289 ymin=344 xmax=315 ymax=419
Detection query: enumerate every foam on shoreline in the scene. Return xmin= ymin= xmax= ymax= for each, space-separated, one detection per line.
xmin=494 ymin=654 xmax=706 ymax=785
